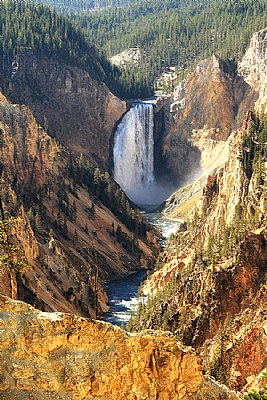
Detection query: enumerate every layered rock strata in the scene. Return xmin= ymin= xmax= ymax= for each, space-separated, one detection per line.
xmin=0 ymin=295 xmax=240 ymax=400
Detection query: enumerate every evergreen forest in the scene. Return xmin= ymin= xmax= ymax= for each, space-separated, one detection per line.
xmin=34 ymin=0 xmax=267 ymax=98
xmin=0 ymin=0 xmax=122 ymax=91
xmin=0 ymin=0 xmax=267 ymax=98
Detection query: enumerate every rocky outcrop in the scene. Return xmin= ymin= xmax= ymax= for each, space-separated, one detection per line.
xmin=110 ymin=47 xmax=141 ymax=67
xmin=7 ymin=49 xmax=126 ymax=167
xmin=161 ymin=54 xmax=257 ymax=185
xmin=238 ymin=27 xmax=267 ymax=113
xmin=0 ymin=295 xmax=240 ymax=400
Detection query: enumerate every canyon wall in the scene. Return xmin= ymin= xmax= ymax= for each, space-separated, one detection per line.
xmin=161 ymin=28 xmax=267 ymax=216
xmin=158 ymin=54 xmax=256 ymax=185
xmin=0 ymin=92 xmax=156 ymax=317
xmin=6 ymin=49 xmax=126 ymax=167
xmin=138 ymin=120 xmax=267 ymax=391
xmin=135 ymin=28 xmax=267 ymax=391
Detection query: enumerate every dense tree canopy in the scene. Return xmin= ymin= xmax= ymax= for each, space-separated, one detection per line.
xmin=37 ymin=0 xmax=267 ymax=97
xmin=0 ymin=0 xmax=120 ymax=87
xmin=1 ymin=0 xmax=267 ymax=98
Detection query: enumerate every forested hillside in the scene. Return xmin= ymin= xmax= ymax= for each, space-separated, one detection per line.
xmin=0 ymin=0 xmax=126 ymax=96
xmin=2 ymin=0 xmax=267 ymax=99
xmin=34 ymin=0 xmax=132 ymax=13
xmin=38 ymin=0 xmax=267 ymax=98
xmin=77 ymin=0 xmax=267 ymax=97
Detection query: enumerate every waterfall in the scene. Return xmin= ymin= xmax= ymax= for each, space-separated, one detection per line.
xmin=113 ymin=103 xmax=156 ymax=205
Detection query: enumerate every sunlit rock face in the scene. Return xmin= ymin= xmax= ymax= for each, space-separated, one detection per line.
xmin=238 ymin=27 xmax=267 ymax=113
xmin=161 ymin=53 xmax=257 ymax=186
xmin=0 ymin=295 xmax=240 ymax=400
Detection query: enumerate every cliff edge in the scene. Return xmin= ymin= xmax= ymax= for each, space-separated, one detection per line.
xmin=0 ymin=295 xmax=240 ymax=400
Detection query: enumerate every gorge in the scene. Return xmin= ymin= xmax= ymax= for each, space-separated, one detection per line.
xmin=1 ymin=0 xmax=267 ymax=397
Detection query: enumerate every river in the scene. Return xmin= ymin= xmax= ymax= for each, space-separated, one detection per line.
xmin=102 ymin=213 xmax=180 ymax=326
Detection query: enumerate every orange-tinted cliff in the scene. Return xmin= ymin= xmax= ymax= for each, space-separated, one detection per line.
xmin=0 ymin=295 xmax=240 ymax=400
xmin=157 ymin=53 xmax=258 ymax=186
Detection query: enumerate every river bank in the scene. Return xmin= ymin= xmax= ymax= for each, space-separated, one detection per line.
xmin=102 ymin=213 xmax=181 ymax=326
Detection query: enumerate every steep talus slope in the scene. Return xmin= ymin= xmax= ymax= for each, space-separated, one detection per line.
xmin=7 ymin=49 xmax=126 ymax=167
xmin=0 ymin=93 xmax=156 ymax=317
xmin=0 ymin=295 xmax=240 ymax=400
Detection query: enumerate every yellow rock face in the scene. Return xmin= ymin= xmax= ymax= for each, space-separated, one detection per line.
xmin=0 ymin=295 xmax=239 ymax=400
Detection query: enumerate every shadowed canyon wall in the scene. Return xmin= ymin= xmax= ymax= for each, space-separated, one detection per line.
xmin=0 ymin=92 xmax=156 ymax=317
xmin=6 ymin=49 xmax=126 ymax=168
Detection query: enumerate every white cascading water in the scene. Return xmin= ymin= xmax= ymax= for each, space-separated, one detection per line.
xmin=113 ymin=103 xmax=156 ymax=205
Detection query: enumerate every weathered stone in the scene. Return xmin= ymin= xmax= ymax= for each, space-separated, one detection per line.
xmin=0 ymin=295 xmax=240 ymax=400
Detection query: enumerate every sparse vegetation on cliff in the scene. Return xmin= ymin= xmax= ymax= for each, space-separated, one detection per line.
xmin=243 ymin=369 xmax=267 ymax=400
xmin=128 ymin=114 xmax=267 ymax=389
xmin=69 ymin=154 xmax=151 ymax=240
xmin=0 ymin=216 xmax=27 ymax=273
xmin=242 ymin=113 xmax=267 ymax=182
